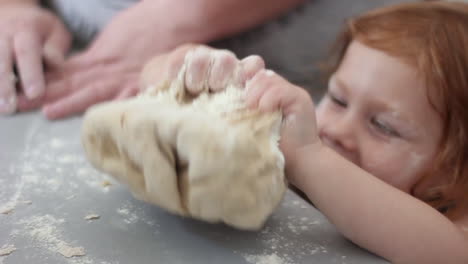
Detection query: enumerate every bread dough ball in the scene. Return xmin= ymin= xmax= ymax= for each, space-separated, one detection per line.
xmin=81 ymin=61 xmax=286 ymax=230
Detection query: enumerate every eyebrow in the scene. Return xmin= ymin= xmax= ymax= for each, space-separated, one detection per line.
xmin=331 ymin=75 xmax=350 ymax=95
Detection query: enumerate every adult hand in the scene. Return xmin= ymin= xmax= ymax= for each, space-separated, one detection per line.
xmin=140 ymin=45 xmax=266 ymax=96
xmin=19 ymin=2 xmax=189 ymax=120
xmin=0 ymin=2 xmax=71 ymax=114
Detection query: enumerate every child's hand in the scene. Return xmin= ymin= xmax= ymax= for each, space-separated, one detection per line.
xmin=244 ymin=70 xmax=321 ymax=183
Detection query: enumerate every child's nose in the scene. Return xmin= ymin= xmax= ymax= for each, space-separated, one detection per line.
xmin=320 ymin=113 xmax=359 ymax=163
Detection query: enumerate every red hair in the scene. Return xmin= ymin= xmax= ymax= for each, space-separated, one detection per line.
xmin=326 ymin=1 xmax=468 ymax=219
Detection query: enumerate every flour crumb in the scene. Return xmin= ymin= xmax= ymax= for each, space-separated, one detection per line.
xmin=57 ymin=155 xmax=77 ymax=164
xmin=1 ymin=200 xmax=33 ymax=214
xmin=0 ymin=245 xmax=16 ymax=256
xmin=244 ymin=253 xmax=287 ymax=264
xmin=102 ymin=180 xmax=112 ymax=187
xmin=57 ymin=243 xmax=85 ymax=258
xmin=50 ymin=138 xmax=65 ymax=149
xmin=84 ymin=214 xmax=100 ymax=221
xmin=0 ymin=205 xmax=14 ymax=215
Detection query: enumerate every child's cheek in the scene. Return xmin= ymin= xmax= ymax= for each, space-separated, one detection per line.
xmin=361 ymin=143 xmax=428 ymax=192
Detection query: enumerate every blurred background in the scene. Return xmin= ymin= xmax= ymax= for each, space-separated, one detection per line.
xmin=212 ymin=0 xmax=413 ymax=99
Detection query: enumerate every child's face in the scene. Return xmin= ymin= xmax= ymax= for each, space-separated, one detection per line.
xmin=316 ymin=41 xmax=443 ymax=193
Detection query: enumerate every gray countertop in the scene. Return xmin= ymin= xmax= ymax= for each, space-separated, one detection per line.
xmin=0 ymin=112 xmax=388 ymax=264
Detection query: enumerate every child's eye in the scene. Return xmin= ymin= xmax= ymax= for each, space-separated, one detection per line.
xmin=329 ymin=93 xmax=347 ymax=108
xmin=371 ymin=118 xmax=400 ymax=138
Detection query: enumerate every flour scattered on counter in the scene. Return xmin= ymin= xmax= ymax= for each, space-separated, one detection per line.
xmin=0 ymin=245 xmax=16 ymax=256
xmin=57 ymin=155 xmax=80 ymax=164
xmin=84 ymin=214 xmax=100 ymax=221
xmin=244 ymin=253 xmax=288 ymax=264
xmin=77 ymin=168 xmax=90 ymax=176
xmin=76 ymin=167 xmax=112 ymax=193
xmin=287 ymin=223 xmax=299 ymax=234
xmin=117 ymin=207 xmax=130 ymax=215
xmin=116 ymin=202 xmax=158 ymax=227
xmin=17 ymin=214 xmax=85 ymax=259
xmin=117 ymin=205 xmax=139 ymax=224
xmin=251 ymin=200 xmax=328 ymax=262
xmin=50 ymin=138 xmax=66 ymax=149
xmin=2 ymin=120 xmax=124 ymax=264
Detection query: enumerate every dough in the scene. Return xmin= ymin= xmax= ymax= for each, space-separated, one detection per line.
xmin=81 ymin=59 xmax=286 ymax=230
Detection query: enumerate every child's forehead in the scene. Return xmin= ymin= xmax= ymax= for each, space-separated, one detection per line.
xmin=333 ymin=44 xmax=440 ymax=124
xmin=337 ymin=48 xmax=422 ymax=98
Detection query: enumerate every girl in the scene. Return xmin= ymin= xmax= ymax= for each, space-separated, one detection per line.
xmin=143 ymin=1 xmax=468 ymax=263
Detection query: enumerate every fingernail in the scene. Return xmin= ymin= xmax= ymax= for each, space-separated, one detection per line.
xmin=0 ymin=96 xmax=17 ymax=114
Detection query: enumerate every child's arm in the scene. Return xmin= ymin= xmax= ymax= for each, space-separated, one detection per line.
xmin=244 ymin=70 xmax=468 ymax=264
xmin=293 ymin=145 xmax=468 ymax=264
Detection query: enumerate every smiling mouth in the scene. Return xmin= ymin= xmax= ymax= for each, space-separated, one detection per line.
xmin=320 ymin=136 xmax=360 ymax=166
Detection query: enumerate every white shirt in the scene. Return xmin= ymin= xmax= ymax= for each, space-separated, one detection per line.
xmin=46 ymin=0 xmax=138 ymax=45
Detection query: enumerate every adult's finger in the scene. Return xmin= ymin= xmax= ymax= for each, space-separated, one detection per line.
xmin=42 ymin=81 xmax=116 ymax=120
xmin=0 ymin=38 xmax=17 ymax=114
xmin=44 ymin=58 xmax=110 ymax=102
xmin=13 ymin=30 xmax=45 ymax=99
xmin=43 ymin=20 xmax=71 ymax=68
xmin=18 ymin=64 xmax=116 ymax=112
xmin=46 ymin=51 xmax=101 ymax=83
xmin=16 ymin=90 xmax=44 ymax=112
xmin=208 ymin=50 xmax=238 ymax=92
xmin=184 ymin=47 xmax=211 ymax=95
xmin=59 ymin=50 xmax=112 ymax=73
